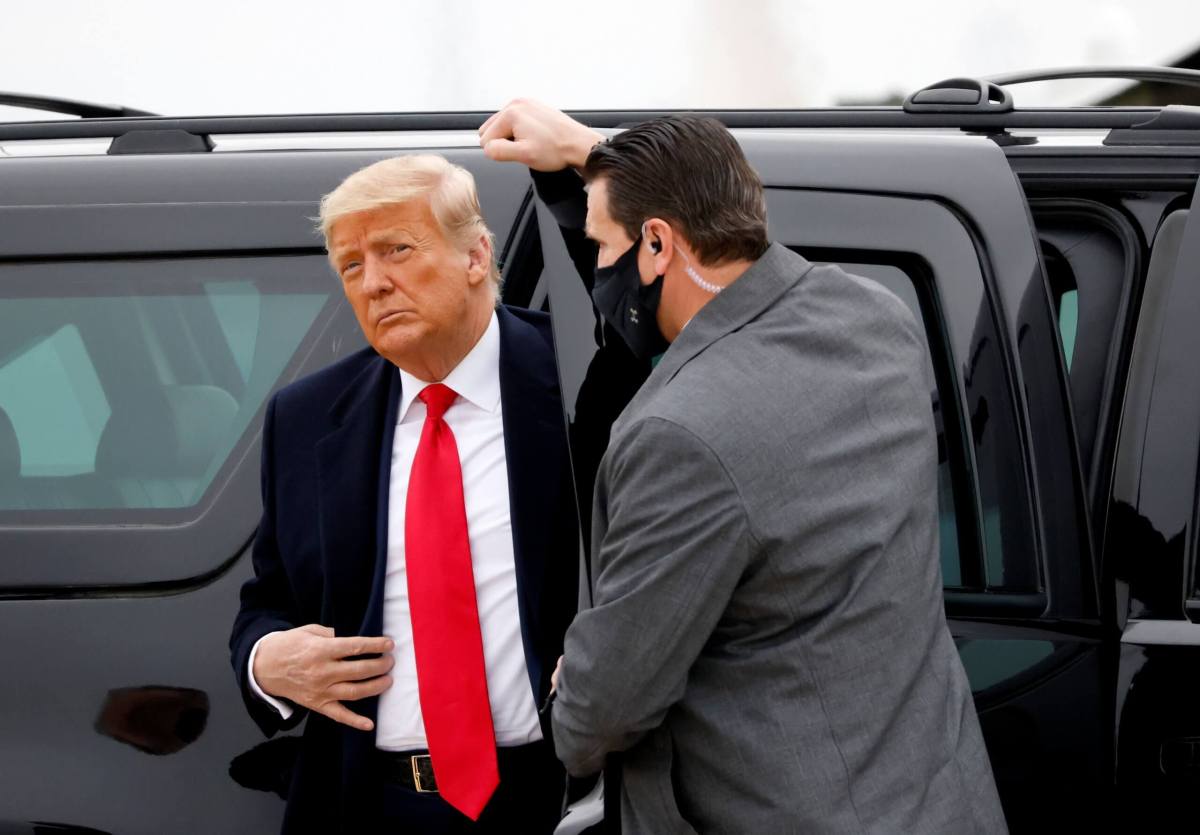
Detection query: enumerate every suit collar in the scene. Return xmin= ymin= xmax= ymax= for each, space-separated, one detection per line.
xmin=629 ymin=243 xmax=813 ymax=412
xmin=315 ymin=354 xmax=399 ymax=641
xmin=326 ymin=351 xmax=393 ymax=427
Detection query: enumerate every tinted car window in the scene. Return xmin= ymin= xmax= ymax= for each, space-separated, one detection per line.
xmin=0 ymin=323 xmax=109 ymax=480
xmin=1031 ymin=202 xmax=1140 ymax=497
xmin=0 ymin=258 xmax=331 ymax=511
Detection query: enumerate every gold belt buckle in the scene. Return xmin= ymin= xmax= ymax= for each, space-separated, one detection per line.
xmin=411 ymin=754 xmax=438 ymax=793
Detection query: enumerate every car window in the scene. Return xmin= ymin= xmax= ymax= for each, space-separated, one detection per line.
xmin=0 ymin=258 xmax=332 ymax=512
xmin=0 ymin=324 xmax=110 ymax=479
xmin=955 ymin=638 xmax=1057 ymax=691
xmin=1031 ymin=202 xmax=1140 ymax=494
xmin=1057 ymin=289 xmax=1079 ymax=370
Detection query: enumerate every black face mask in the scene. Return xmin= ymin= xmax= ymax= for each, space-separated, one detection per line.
xmin=591 ymin=236 xmax=669 ymax=360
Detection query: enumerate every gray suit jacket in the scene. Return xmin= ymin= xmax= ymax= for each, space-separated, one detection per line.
xmin=551 ymin=244 xmax=1007 ymax=833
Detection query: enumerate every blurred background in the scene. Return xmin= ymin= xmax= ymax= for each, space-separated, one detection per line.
xmin=1 ymin=0 xmax=1198 ymax=120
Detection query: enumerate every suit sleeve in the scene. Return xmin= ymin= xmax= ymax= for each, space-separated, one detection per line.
xmin=551 ymin=417 xmax=756 ymax=776
xmin=229 ymin=393 xmax=308 ymax=736
xmin=530 ymin=167 xmax=595 ymax=294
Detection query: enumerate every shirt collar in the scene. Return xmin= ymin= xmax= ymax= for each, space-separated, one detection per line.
xmin=396 ymin=310 xmax=502 ymax=423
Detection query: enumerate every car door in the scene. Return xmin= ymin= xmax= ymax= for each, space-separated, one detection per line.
xmin=539 ymin=130 xmax=1098 ymax=832
xmin=1108 ymin=184 xmax=1200 ymax=824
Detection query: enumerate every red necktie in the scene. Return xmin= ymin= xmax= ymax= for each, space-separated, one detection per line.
xmin=405 ymin=383 xmax=499 ymax=819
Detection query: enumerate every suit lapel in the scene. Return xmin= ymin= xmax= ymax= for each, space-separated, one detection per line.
xmin=314 ymin=356 xmax=399 ymax=641
xmin=362 ymin=367 xmax=402 ymax=640
xmin=497 ymin=306 xmax=567 ymax=698
xmin=316 ymin=356 xmax=399 ymax=776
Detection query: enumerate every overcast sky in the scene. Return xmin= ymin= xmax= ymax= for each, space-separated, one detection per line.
xmin=2 ymin=0 xmax=1198 ymax=121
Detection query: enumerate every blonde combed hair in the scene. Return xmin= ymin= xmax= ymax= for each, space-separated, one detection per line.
xmin=318 ymin=154 xmax=502 ymax=292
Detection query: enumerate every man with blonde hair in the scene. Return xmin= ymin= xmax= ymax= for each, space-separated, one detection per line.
xmin=230 ymin=154 xmax=579 ymax=833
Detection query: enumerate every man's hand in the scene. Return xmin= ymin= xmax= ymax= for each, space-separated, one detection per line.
xmin=480 ymin=99 xmax=605 ymax=172
xmin=252 ymin=624 xmax=394 ymax=732
xmin=551 ymin=654 xmax=564 ymax=693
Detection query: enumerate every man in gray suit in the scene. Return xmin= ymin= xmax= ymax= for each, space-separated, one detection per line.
xmin=482 ymin=102 xmax=1007 ymax=833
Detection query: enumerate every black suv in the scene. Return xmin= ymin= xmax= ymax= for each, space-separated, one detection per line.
xmin=2 ymin=71 xmax=1200 ymax=833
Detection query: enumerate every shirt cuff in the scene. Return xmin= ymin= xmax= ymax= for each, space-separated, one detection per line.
xmin=248 ymin=633 xmax=295 ymax=721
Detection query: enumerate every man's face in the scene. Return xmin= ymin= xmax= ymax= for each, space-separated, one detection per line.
xmin=586 ymin=176 xmax=684 ymax=341
xmin=328 ymin=198 xmax=489 ymax=374
xmin=586 ymin=178 xmax=641 ymax=270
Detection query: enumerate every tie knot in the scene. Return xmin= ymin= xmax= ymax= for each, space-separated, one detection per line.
xmin=419 ymin=383 xmax=458 ymax=421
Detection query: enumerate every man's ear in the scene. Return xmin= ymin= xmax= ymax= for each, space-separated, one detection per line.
xmin=642 ymin=218 xmax=675 ymax=274
xmin=465 ymin=233 xmax=493 ymax=286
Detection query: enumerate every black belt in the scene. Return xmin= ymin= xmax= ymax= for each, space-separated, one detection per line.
xmin=377 ymin=749 xmax=440 ymax=793
xmin=375 ymin=742 xmax=549 ymax=795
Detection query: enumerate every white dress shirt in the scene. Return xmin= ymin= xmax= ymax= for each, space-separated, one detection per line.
xmin=249 ymin=311 xmax=542 ymax=749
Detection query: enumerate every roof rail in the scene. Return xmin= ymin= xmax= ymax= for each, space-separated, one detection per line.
xmin=0 ymin=92 xmax=157 ymax=119
xmin=903 ymin=78 xmax=1014 ymax=114
xmin=987 ymin=66 xmax=1200 ymax=90
xmin=107 ymin=128 xmax=214 ymax=154
xmin=0 ymin=109 xmax=1172 ymax=144
xmin=1104 ymin=105 xmax=1200 ymax=146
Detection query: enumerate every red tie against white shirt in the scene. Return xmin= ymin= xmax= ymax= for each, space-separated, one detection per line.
xmin=405 ymin=383 xmax=499 ymax=820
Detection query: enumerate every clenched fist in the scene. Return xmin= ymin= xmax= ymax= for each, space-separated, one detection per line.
xmin=480 ymin=98 xmax=605 ymax=172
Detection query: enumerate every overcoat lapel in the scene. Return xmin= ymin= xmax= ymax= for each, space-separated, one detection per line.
xmin=313 ymin=355 xmax=399 ymax=805
xmin=314 ymin=356 xmax=400 ymax=642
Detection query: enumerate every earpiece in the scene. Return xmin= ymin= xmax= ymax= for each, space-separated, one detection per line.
xmin=649 ymin=238 xmax=662 ymax=254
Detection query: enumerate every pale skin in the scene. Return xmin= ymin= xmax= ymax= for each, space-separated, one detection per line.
xmin=253 ymin=194 xmax=497 ymax=732
xmin=483 ymin=99 xmax=756 ymax=688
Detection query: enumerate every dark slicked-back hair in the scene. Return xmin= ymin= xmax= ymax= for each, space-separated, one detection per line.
xmin=582 ymin=115 xmax=769 ymax=266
